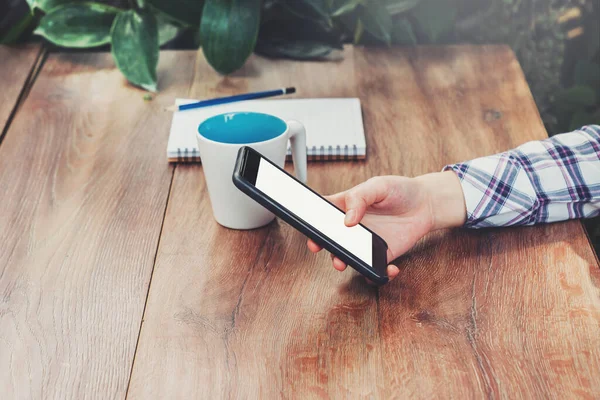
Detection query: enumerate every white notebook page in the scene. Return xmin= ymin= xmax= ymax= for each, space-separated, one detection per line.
xmin=167 ymin=98 xmax=366 ymax=162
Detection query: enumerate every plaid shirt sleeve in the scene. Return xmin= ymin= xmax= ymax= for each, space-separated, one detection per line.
xmin=443 ymin=125 xmax=600 ymax=228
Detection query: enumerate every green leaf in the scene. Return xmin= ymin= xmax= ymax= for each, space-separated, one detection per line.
xmin=353 ymin=18 xmax=364 ymax=44
xmin=385 ymin=0 xmax=421 ymax=16
xmin=257 ymin=11 xmax=344 ymax=53
xmin=158 ymin=24 xmax=179 ymax=47
xmin=255 ymin=38 xmax=335 ymax=60
xmin=331 ymin=0 xmax=363 ymax=17
xmin=392 ymin=18 xmax=416 ymax=45
xmin=155 ymin=10 xmax=181 ymax=46
xmin=1 ymin=11 xmax=35 ymax=44
xmin=574 ymin=60 xmax=600 ymax=89
xmin=146 ymin=0 xmax=204 ymax=27
xmin=358 ymin=1 xmax=392 ymax=45
xmin=302 ymin=0 xmax=330 ymax=16
xmin=281 ymin=0 xmax=331 ymax=24
xmin=26 ymin=0 xmax=71 ymax=13
xmin=111 ymin=9 xmax=159 ymax=92
xmin=34 ymin=3 xmax=119 ymax=48
xmin=411 ymin=0 xmax=457 ymax=43
xmin=200 ymin=0 xmax=262 ymax=75
xmin=554 ymin=85 xmax=597 ymax=111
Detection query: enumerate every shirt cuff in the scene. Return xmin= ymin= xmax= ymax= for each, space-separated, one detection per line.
xmin=443 ymin=153 xmax=538 ymax=229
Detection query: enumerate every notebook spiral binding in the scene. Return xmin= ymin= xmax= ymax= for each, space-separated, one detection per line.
xmin=286 ymin=144 xmax=362 ymax=161
xmin=172 ymin=145 xmax=363 ymax=163
xmin=177 ymin=147 xmax=201 ymax=163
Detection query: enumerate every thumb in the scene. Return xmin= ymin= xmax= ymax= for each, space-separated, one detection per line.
xmin=343 ymin=178 xmax=388 ymax=226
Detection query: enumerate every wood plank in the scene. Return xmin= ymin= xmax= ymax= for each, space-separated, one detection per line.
xmin=355 ymin=46 xmax=600 ymax=398
xmin=0 ymin=44 xmax=43 ymax=141
xmin=129 ymin=46 xmax=600 ymax=398
xmin=128 ymin=47 xmax=388 ymax=399
xmin=0 ymin=51 xmax=196 ymax=399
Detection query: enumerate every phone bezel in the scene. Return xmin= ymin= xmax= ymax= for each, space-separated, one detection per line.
xmin=233 ymin=146 xmax=389 ymax=285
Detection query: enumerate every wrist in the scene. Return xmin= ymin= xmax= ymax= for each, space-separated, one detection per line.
xmin=416 ymin=171 xmax=466 ymax=230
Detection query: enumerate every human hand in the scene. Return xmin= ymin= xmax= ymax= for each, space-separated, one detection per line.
xmin=307 ymin=171 xmax=466 ymax=282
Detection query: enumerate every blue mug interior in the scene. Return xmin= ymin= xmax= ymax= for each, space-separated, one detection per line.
xmin=198 ymin=112 xmax=287 ymax=144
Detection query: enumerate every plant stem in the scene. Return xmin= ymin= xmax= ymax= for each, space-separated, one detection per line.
xmin=1 ymin=11 xmax=34 ymax=44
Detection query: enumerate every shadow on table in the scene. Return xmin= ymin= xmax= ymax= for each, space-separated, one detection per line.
xmin=374 ymin=221 xmax=600 ymax=311
xmin=334 ymin=220 xmax=600 ymax=306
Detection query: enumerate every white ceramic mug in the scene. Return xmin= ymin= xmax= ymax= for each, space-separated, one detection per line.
xmin=196 ymin=112 xmax=307 ymax=229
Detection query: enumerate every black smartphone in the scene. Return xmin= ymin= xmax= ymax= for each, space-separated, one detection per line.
xmin=232 ymin=146 xmax=389 ymax=285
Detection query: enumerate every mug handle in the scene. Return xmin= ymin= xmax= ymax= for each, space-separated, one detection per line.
xmin=287 ymin=120 xmax=307 ymax=183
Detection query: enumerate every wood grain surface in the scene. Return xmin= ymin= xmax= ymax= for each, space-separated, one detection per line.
xmin=0 ymin=44 xmax=43 ymax=141
xmin=361 ymin=46 xmax=600 ymax=398
xmin=2 ymin=45 xmax=598 ymax=399
xmin=127 ymin=46 xmax=600 ymax=399
xmin=0 ymin=51 xmax=196 ymax=399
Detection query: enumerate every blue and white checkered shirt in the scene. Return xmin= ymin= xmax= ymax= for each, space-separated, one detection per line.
xmin=444 ymin=125 xmax=600 ymax=228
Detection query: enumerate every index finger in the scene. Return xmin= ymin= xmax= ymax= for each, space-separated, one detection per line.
xmin=325 ymin=191 xmax=347 ymax=211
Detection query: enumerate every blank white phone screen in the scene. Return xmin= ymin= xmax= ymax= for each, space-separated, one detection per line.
xmin=255 ymin=158 xmax=373 ymax=266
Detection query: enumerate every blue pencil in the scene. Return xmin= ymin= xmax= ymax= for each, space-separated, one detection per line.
xmin=167 ymin=87 xmax=296 ymax=112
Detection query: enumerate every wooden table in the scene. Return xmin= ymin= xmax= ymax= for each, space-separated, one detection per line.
xmin=1 ymin=44 xmax=599 ymax=399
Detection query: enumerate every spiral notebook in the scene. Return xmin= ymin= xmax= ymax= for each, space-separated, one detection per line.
xmin=167 ymin=98 xmax=366 ymax=162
